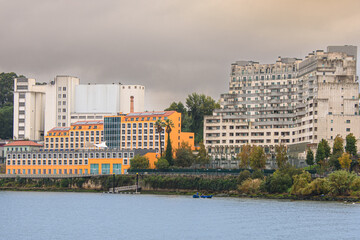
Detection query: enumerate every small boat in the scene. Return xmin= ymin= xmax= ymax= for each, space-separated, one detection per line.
xmin=193 ymin=192 xmax=200 ymax=198
xmin=200 ymin=195 xmax=213 ymax=199
xmin=193 ymin=193 xmax=213 ymax=199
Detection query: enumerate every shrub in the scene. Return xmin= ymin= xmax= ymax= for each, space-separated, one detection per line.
xmin=60 ymin=179 xmax=69 ymax=188
xmin=301 ymin=178 xmax=330 ymax=196
xmin=251 ymin=170 xmax=264 ymax=180
xmin=266 ymin=170 xmax=292 ymax=193
xmin=290 ymin=171 xmax=311 ymax=195
xmin=238 ymin=179 xmax=262 ymax=194
xmin=130 ymin=155 xmax=150 ymax=169
xmin=238 ymin=170 xmax=251 ymax=184
xmin=350 ymin=177 xmax=360 ymax=191
xmin=155 ymin=158 xmax=169 ymax=169
xmin=327 ymin=170 xmax=356 ymax=196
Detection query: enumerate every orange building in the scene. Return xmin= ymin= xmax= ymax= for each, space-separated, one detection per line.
xmin=45 ymin=121 xmax=104 ymax=150
xmin=104 ymin=111 xmax=195 ymax=156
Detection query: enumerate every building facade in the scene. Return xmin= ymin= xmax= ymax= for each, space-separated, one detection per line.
xmin=104 ymin=111 xmax=195 ymax=156
xmin=44 ymin=120 xmax=104 ymax=150
xmin=5 ymin=148 xmax=156 ymax=175
xmin=204 ymin=45 xmax=360 ymax=168
xmin=13 ymin=76 xmax=145 ymax=141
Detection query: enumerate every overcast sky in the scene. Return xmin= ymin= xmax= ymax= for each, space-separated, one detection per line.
xmin=1 ymin=0 xmax=359 ymax=110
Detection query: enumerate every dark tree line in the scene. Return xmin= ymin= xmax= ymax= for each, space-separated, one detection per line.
xmin=0 ymin=72 xmax=23 ymax=139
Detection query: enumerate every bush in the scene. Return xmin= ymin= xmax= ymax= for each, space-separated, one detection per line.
xmin=238 ymin=170 xmax=251 ymax=184
xmin=327 ymin=170 xmax=356 ymax=196
xmin=263 ymin=170 xmax=292 ymax=193
xmin=290 ymin=171 xmax=311 ymax=195
xmin=251 ymin=170 xmax=264 ymax=180
xmin=238 ymin=179 xmax=262 ymax=194
xmin=60 ymin=179 xmax=69 ymax=188
xmin=350 ymin=177 xmax=360 ymax=191
xmin=301 ymin=178 xmax=330 ymax=196
xmin=155 ymin=158 xmax=169 ymax=169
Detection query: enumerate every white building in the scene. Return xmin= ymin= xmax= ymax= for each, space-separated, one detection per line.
xmin=204 ymin=45 xmax=360 ymax=168
xmin=13 ymin=76 xmax=145 ymax=141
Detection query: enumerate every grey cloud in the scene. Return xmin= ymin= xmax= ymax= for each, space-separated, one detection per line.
xmin=0 ymin=0 xmax=359 ymax=110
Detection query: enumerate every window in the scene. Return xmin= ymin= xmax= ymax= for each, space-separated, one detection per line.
xmin=346 ymin=120 xmax=350 ymax=123
xmin=346 ymin=128 xmax=351 ymax=132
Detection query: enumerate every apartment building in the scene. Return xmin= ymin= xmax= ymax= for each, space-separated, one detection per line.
xmin=13 ymin=75 xmax=145 ymax=141
xmin=104 ymin=111 xmax=195 ymax=156
xmin=204 ymin=45 xmax=359 ymax=168
xmin=44 ymin=121 xmax=104 ymax=150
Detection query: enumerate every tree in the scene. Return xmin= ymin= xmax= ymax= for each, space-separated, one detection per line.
xmin=164 ymin=119 xmax=174 ymax=166
xmin=338 ymin=152 xmax=352 ymax=171
xmin=238 ymin=144 xmax=251 ymax=169
xmin=315 ymin=143 xmax=325 ymax=165
xmin=319 ymin=139 xmax=331 ymax=159
xmin=165 ymin=102 xmax=191 ymax=132
xmin=154 ymin=119 xmax=165 ymax=157
xmin=306 ymin=148 xmax=314 ymax=168
xmin=196 ymin=141 xmax=210 ymax=166
xmin=275 ymin=145 xmax=288 ymax=169
xmin=186 ymin=93 xmax=219 ymax=144
xmin=0 ymin=72 xmax=19 ymax=107
xmin=0 ymin=72 xmax=22 ymax=139
xmin=330 ymin=135 xmax=344 ymax=170
xmin=333 ymin=135 xmax=344 ymax=156
xmin=155 ymin=158 xmax=169 ymax=169
xmin=174 ymin=141 xmax=195 ymax=167
xmin=249 ymin=146 xmax=266 ymax=170
xmin=0 ymin=105 xmax=13 ymax=139
xmin=345 ymin=133 xmax=357 ymax=157
xmin=130 ymin=155 xmax=150 ymax=169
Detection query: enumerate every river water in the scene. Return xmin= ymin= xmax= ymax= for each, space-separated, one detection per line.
xmin=0 ymin=191 xmax=359 ymax=240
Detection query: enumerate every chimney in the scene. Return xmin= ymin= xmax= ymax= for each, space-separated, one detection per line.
xmin=130 ymin=96 xmax=134 ymax=113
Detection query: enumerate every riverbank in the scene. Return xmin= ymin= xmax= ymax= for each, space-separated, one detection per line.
xmin=1 ymin=173 xmax=360 ymax=202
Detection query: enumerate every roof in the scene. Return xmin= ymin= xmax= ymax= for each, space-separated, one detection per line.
xmin=125 ymin=111 xmax=176 ymax=118
xmin=4 ymin=141 xmax=43 ymax=147
xmin=49 ymin=127 xmax=71 ymax=132
xmin=72 ymin=120 xmax=104 ymax=126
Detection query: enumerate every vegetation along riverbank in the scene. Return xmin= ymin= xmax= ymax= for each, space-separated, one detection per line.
xmin=1 ymin=166 xmax=360 ymax=202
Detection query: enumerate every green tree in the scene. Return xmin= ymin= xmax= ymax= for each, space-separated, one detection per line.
xmin=164 ymin=119 xmax=174 ymax=166
xmin=174 ymin=141 xmax=195 ymax=167
xmin=345 ymin=133 xmax=357 ymax=157
xmin=0 ymin=105 xmax=13 ymax=139
xmin=275 ymin=145 xmax=288 ymax=169
xmin=330 ymin=135 xmax=344 ymax=170
xmin=238 ymin=144 xmax=251 ymax=169
xmin=315 ymin=142 xmax=325 ymax=165
xmin=165 ymin=102 xmax=191 ymax=132
xmin=186 ymin=93 xmax=219 ymax=143
xmin=130 ymin=155 xmax=150 ymax=169
xmin=338 ymin=152 xmax=352 ymax=171
xmin=154 ymin=119 xmax=165 ymax=157
xmin=155 ymin=158 xmax=169 ymax=169
xmin=0 ymin=72 xmax=18 ymax=107
xmin=249 ymin=146 xmax=266 ymax=170
xmin=332 ymin=135 xmax=344 ymax=156
xmin=306 ymin=148 xmax=314 ymax=168
xmin=320 ymin=139 xmax=331 ymax=159
xmin=196 ymin=141 xmax=210 ymax=166
xmin=0 ymin=72 xmax=22 ymax=139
